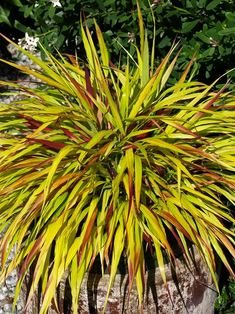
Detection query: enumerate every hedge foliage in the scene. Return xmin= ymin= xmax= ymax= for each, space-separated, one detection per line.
xmin=0 ymin=0 xmax=235 ymax=82
xmin=215 ymin=258 xmax=235 ymax=313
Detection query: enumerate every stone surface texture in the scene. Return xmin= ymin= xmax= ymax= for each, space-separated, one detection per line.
xmin=23 ymin=248 xmax=217 ymax=313
xmin=76 ymin=248 xmax=217 ymax=313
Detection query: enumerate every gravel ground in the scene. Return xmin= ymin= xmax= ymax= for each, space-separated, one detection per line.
xmin=0 ymin=241 xmax=25 ymax=314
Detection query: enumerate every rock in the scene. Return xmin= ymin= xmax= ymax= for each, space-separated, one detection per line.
xmin=75 ymin=248 xmax=217 ymax=313
xmin=23 ymin=248 xmax=217 ymax=313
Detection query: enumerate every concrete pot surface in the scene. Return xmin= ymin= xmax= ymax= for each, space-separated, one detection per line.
xmin=25 ymin=248 xmax=217 ymax=313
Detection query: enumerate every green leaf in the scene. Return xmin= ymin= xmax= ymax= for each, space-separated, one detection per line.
xmin=11 ymin=0 xmax=23 ymax=6
xmin=219 ymin=28 xmax=235 ymax=36
xmin=0 ymin=6 xmax=10 ymax=25
xmin=23 ymin=5 xmax=33 ymax=18
xmin=226 ymin=12 xmax=235 ymax=23
xmin=182 ymin=20 xmax=200 ymax=33
xmin=196 ymin=32 xmax=211 ymax=44
xmin=141 ymin=30 xmax=149 ymax=87
xmin=196 ymin=32 xmax=210 ymax=44
xmin=202 ymin=47 xmax=215 ymax=57
xmin=158 ymin=36 xmax=171 ymax=49
xmin=48 ymin=5 xmax=56 ymax=19
xmin=206 ymin=0 xmax=221 ymax=10
xmin=13 ymin=20 xmax=27 ymax=32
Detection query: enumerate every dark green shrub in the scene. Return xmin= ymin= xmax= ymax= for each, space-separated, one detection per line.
xmin=215 ymin=265 xmax=235 ymax=313
xmin=158 ymin=0 xmax=235 ymax=84
xmin=0 ymin=0 xmax=235 ymax=83
xmin=215 ymin=226 xmax=235 ymax=313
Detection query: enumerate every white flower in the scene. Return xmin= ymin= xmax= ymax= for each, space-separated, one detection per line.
xmin=50 ymin=0 xmax=62 ymax=7
xmin=18 ymin=32 xmax=39 ymax=52
xmin=151 ymin=0 xmax=161 ymax=7
xmin=128 ymin=32 xmax=135 ymax=43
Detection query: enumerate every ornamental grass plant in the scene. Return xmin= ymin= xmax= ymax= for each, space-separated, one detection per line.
xmin=0 ymin=5 xmax=235 ymax=314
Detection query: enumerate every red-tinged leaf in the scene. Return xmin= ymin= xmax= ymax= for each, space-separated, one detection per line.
xmin=63 ymin=54 xmax=79 ymax=67
xmin=1 ymin=237 xmax=8 ymax=268
xmin=67 ymin=74 xmax=87 ymax=97
xmin=27 ymin=138 xmax=65 ymax=151
xmin=97 ymin=108 xmax=103 ymax=127
xmin=16 ymin=85 xmax=44 ymax=100
xmin=158 ymin=211 xmax=192 ymax=240
xmin=211 ymin=230 xmax=235 ymax=278
xmin=78 ymin=207 xmax=98 ymax=262
xmin=105 ymin=97 xmax=109 ymax=109
xmin=106 ymin=203 xmax=113 ymax=225
xmin=143 ymin=233 xmax=154 ymax=254
xmin=190 ymin=163 xmax=211 ymax=173
xmin=51 ymin=173 xmax=81 ymax=190
xmin=213 ymin=229 xmax=235 ymax=260
xmin=161 ymin=211 xmax=215 ymax=262
xmin=178 ymin=53 xmax=197 ymax=85
xmin=61 ymin=128 xmax=77 ymax=140
xmin=27 ymin=193 xmax=45 ymax=217
xmin=33 ymin=158 xmax=54 ymax=170
xmin=204 ymin=172 xmax=235 ymax=189
xmin=177 ymin=145 xmax=216 ymax=160
xmin=84 ymin=66 xmax=94 ymax=109
xmin=20 ymin=115 xmax=52 ymax=131
xmin=123 ymin=144 xmax=139 ymax=151
xmin=25 ymin=120 xmax=49 ymax=131
xmin=0 ymin=58 xmax=68 ymax=92
xmin=74 ymin=125 xmax=91 ymax=142
xmin=220 ymin=105 xmax=235 ymax=110
xmin=80 ymin=135 xmax=91 ymax=142
xmin=56 ymin=63 xmax=91 ymax=106
xmin=166 ymin=121 xmax=202 ymax=139
xmin=0 ymin=158 xmax=49 ymax=171
xmin=167 ymin=225 xmax=191 ymax=265
xmin=0 ymin=170 xmax=47 ymax=196
xmin=83 ymin=156 xmax=99 ymax=171
xmin=193 ymin=82 xmax=229 ymax=120
xmin=128 ymin=261 xmax=134 ymax=289
xmin=18 ymin=235 xmax=44 ymax=279
xmin=109 ymin=60 xmax=116 ymax=69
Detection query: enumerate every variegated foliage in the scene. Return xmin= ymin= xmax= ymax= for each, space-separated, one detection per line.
xmin=0 ymin=7 xmax=235 ymax=314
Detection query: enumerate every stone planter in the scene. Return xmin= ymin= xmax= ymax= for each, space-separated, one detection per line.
xmin=23 ymin=248 xmax=217 ymax=313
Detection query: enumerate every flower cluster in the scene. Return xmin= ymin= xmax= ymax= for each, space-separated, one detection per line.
xmin=18 ymin=33 xmax=39 ymax=52
xmin=50 ymin=0 xmax=62 ymax=7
